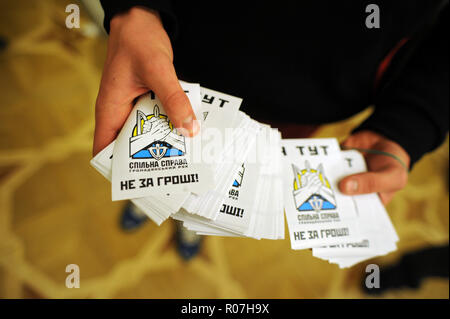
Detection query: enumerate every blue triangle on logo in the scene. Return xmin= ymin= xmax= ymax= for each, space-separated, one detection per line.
xmin=132 ymin=141 xmax=184 ymax=159
xmin=298 ymin=194 xmax=336 ymax=211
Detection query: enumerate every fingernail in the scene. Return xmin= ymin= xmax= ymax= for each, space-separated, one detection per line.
xmin=181 ymin=115 xmax=199 ymax=136
xmin=346 ymin=180 xmax=358 ymax=193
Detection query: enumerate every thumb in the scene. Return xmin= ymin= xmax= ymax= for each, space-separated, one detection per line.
xmin=141 ymin=57 xmax=198 ymax=136
xmin=339 ymin=167 xmax=408 ymax=195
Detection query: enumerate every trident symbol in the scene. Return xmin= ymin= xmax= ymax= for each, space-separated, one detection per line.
xmin=149 ymin=143 xmax=168 ymax=160
xmin=309 ymin=195 xmax=324 ymax=212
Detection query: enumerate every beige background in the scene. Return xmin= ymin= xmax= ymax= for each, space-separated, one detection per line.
xmin=0 ymin=0 xmax=448 ymax=298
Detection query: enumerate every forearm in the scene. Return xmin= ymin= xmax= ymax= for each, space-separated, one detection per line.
xmin=100 ymin=0 xmax=177 ymax=38
xmin=355 ymin=5 xmax=449 ymax=167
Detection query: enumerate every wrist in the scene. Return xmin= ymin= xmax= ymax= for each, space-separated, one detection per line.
xmin=354 ymin=130 xmax=411 ymax=169
xmin=110 ymin=6 xmax=162 ymax=32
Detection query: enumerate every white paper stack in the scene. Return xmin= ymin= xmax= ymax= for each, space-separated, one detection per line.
xmin=91 ymin=81 xmax=285 ymax=240
xmin=281 ymin=139 xmax=398 ymax=268
xmin=91 ymin=81 xmax=399 ymax=267
xmin=174 ymin=126 xmax=285 ymax=240
xmin=310 ymin=150 xmax=399 ymax=268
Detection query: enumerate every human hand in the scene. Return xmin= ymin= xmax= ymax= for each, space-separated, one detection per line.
xmin=93 ymin=7 xmax=198 ymax=156
xmin=338 ymin=130 xmax=410 ymax=205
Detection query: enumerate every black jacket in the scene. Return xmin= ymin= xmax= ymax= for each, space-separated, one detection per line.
xmin=100 ymin=0 xmax=449 ymax=167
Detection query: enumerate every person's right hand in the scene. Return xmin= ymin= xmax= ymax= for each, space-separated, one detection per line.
xmin=93 ymin=6 xmax=198 ymax=156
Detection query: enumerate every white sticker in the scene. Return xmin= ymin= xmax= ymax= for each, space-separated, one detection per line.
xmin=282 ymin=138 xmax=361 ymax=249
xmin=111 ymin=86 xmax=214 ymax=200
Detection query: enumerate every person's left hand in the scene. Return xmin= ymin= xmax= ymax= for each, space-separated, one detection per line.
xmin=338 ymin=130 xmax=410 ymax=205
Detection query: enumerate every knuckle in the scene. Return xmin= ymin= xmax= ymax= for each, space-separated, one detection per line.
xmin=343 ymin=136 xmax=356 ymax=147
xmin=364 ymin=175 xmax=377 ymax=193
xmin=143 ymin=52 xmax=171 ymax=75
xmin=163 ymin=90 xmax=189 ymax=112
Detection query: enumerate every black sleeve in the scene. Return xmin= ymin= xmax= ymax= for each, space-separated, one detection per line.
xmin=355 ymin=5 xmax=449 ymax=168
xmin=99 ymin=0 xmax=177 ymax=39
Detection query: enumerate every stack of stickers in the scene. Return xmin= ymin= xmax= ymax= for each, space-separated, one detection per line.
xmin=91 ymin=81 xmax=285 ymax=240
xmin=91 ymin=81 xmax=398 ymax=267
xmin=282 ymin=139 xmax=398 ymax=268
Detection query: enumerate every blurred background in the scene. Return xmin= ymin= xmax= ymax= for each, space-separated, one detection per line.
xmin=0 ymin=0 xmax=448 ymax=299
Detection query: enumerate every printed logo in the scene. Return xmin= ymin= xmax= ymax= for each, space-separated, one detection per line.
xmin=129 ymin=105 xmax=185 ymax=160
xmin=233 ymin=164 xmax=245 ymax=187
xmin=229 ymin=164 xmax=245 ymax=200
xmin=292 ymin=161 xmax=336 ymax=212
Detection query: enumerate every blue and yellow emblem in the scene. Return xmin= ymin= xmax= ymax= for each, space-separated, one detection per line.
xmin=292 ymin=161 xmax=337 ymax=212
xmin=129 ymin=105 xmax=186 ymax=160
